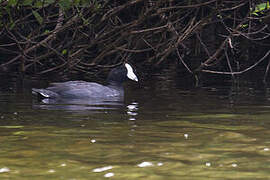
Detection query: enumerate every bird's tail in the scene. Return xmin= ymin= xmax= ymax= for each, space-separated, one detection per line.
xmin=32 ymin=88 xmax=58 ymax=99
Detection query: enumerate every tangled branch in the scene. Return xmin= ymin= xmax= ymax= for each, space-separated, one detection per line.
xmin=0 ymin=0 xmax=269 ymax=80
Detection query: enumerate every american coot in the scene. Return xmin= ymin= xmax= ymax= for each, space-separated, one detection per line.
xmin=32 ymin=63 xmax=138 ymax=99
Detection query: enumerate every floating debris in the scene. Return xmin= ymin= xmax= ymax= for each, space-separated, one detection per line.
xmin=90 ymin=139 xmax=96 ymax=143
xmin=137 ymin=162 xmax=153 ymax=167
xmin=0 ymin=167 xmax=10 ymax=173
xmin=104 ymin=172 xmax=114 ymax=178
xmin=205 ymin=162 xmax=211 ymax=167
xmin=48 ymin=169 xmax=55 ymax=173
xmin=92 ymin=166 xmax=113 ymax=172
xmin=157 ymin=162 xmax=163 ymax=166
xmin=184 ymin=133 xmax=189 ymax=139
xmin=231 ymin=163 xmax=237 ymax=167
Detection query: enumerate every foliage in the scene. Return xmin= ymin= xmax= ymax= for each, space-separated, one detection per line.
xmin=252 ymin=2 xmax=270 ymax=16
xmin=0 ymin=0 xmax=269 ymax=80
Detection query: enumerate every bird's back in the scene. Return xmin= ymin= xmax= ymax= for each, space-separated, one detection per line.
xmin=32 ymin=81 xmax=123 ymax=99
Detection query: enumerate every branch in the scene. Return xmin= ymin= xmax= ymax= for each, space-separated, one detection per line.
xmin=201 ymin=50 xmax=270 ymax=75
xmin=0 ymin=8 xmax=67 ymax=67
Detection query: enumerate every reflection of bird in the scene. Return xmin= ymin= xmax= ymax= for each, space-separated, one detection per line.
xmin=32 ymin=97 xmax=124 ymax=111
xmin=32 ymin=63 xmax=138 ymax=99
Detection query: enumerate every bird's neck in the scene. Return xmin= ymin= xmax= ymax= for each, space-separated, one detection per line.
xmin=107 ymin=81 xmax=124 ymax=89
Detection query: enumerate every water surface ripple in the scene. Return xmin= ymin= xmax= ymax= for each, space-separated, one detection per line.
xmin=0 ymin=77 xmax=270 ymax=179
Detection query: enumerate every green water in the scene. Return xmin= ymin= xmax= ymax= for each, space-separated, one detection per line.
xmin=0 ymin=78 xmax=270 ymax=179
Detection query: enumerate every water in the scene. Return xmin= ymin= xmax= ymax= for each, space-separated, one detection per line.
xmin=0 ymin=75 xmax=270 ymax=179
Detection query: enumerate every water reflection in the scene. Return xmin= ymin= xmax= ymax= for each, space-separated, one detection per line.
xmin=127 ymin=102 xmax=139 ymax=120
xmin=32 ymin=96 xmax=141 ymax=120
xmin=32 ymin=96 xmax=124 ymax=111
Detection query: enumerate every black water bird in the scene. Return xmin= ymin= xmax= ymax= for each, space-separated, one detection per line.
xmin=32 ymin=63 xmax=138 ymax=100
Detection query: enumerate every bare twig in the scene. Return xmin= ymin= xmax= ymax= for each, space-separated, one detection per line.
xmin=202 ymin=50 xmax=270 ymax=75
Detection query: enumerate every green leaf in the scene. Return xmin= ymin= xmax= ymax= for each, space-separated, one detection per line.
xmin=44 ymin=29 xmax=50 ymax=34
xmin=45 ymin=0 xmax=55 ymax=4
xmin=32 ymin=10 xmax=43 ymax=25
xmin=252 ymin=2 xmax=270 ymax=15
xmin=62 ymin=49 xmax=67 ymax=55
xmin=59 ymin=0 xmax=71 ymax=10
xmin=253 ymin=12 xmax=259 ymax=16
xmin=240 ymin=24 xmax=248 ymax=28
xmin=255 ymin=3 xmax=268 ymax=12
xmin=23 ymin=0 xmax=33 ymax=6
xmin=34 ymin=0 xmax=54 ymax=8
xmin=79 ymin=0 xmax=92 ymax=7
xmin=73 ymin=0 xmax=81 ymax=6
xmin=7 ymin=0 xmax=17 ymax=6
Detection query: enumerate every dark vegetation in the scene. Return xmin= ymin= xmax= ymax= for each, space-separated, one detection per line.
xmin=0 ymin=0 xmax=269 ymax=82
